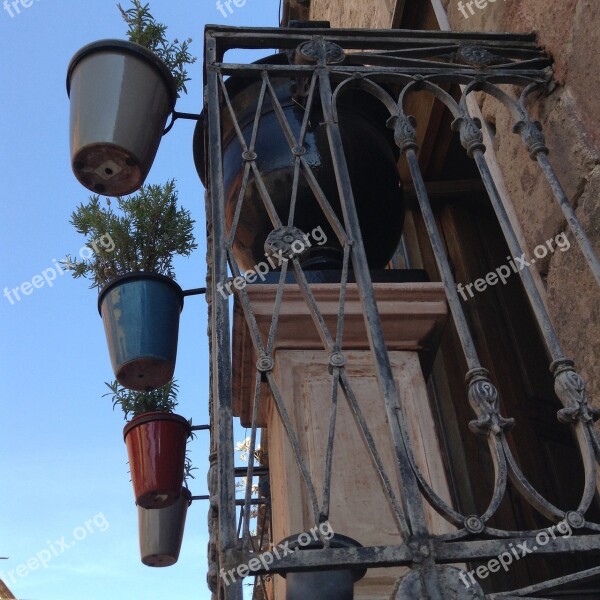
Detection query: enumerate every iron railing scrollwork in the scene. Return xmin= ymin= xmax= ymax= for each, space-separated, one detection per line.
xmin=200 ymin=25 xmax=600 ymax=600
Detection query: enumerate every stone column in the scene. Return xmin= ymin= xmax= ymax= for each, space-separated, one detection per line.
xmin=232 ymin=282 xmax=453 ymax=599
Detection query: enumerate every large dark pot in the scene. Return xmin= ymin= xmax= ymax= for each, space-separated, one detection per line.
xmin=124 ymin=412 xmax=190 ymax=509
xmin=98 ymin=272 xmax=183 ymax=391
xmin=279 ymin=533 xmax=366 ymax=600
xmin=67 ymin=39 xmax=176 ymax=196
xmin=138 ymin=487 xmax=191 ymax=566
xmin=194 ymin=53 xmax=404 ymax=271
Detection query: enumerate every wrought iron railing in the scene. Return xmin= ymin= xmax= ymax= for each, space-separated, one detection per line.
xmin=197 ymin=25 xmax=600 ymax=600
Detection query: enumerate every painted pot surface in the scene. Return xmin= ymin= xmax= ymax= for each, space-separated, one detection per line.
xmin=67 ymin=39 xmax=176 ymax=196
xmin=280 ymin=533 xmax=366 ymax=600
xmin=193 ymin=53 xmax=405 ymax=272
xmin=138 ymin=487 xmax=191 ymax=567
xmin=124 ymin=412 xmax=190 ymax=509
xmin=98 ymin=272 xmax=183 ymax=391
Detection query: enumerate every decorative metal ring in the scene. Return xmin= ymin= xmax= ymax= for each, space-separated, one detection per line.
xmin=257 ymin=356 xmax=274 ymax=373
xmin=292 ymin=145 xmax=306 ymax=157
xmin=264 ymin=226 xmax=310 ymax=261
xmin=329 ymin=352 xmax=346 ymax=369
xmin=565 ymin=511 xmax=586 ymax=529
xmin=295 ymin=40 xmax=345 ymax=65
xmin=464 ymin=515 xmax=485 ymax=534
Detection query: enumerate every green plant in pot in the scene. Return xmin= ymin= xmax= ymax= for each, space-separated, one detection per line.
xmin=107 ymin=378 xmax=192 ymax=511
xmin=66 ymin=0 xmax=196 ymax=196
xmin=68 ymin=180 xmax=197 ymax=391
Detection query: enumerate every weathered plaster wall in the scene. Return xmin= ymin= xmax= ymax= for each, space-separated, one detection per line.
xmin=306 ymin=0 xmax=600 ymax=404
xmin=309 ymin=0 xmax=395 ymax=28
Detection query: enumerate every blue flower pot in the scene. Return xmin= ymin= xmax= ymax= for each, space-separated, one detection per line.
xmin=98 ymin=272 xmax=184 ymax=390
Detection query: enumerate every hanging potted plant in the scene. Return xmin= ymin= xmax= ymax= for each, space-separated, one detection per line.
xmin=66 ymin=0 xmax=196 ymax=196
xmin=67 ymin=180 xmax=197 ymax=390
xmin=107 ymin=379 xmax=191 ymax=509
xmin=137 ymin=452 xmax=196 ymax=567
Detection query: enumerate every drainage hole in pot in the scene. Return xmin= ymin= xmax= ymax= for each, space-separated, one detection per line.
xmin=95 ymin=183 xmax=106 ymax=193
xmin=104 ymin=167 xmax=114 ymax=176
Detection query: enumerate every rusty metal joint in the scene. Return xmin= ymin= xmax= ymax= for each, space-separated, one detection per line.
xmin=452 ymin=114 xmax=486 ymax=158
xmin=552 ymin=359 xmax=600 ymax=424
xmin=387 ymin=114 xmax=419 ymax=154
xmin=513 ymin=118 xmax=549 ymax=160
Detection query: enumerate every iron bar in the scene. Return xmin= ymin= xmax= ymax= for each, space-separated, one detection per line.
xmin=206 ymin=32 xmax=243 ymax=600
xmin=224 ymin=533 xmax=600 ymax=576
xmin=317 ymin=39 xmax=431 ymax=542
xmin=182 ymin=287 xmax=207 ymax=297
xmin=337 ymin=369 xmax=410 ymax=537
xmin=466 ymin=81 xmax=600 ymax=289
xmin=396 ymin=84 xmax=511 ymax=529
xmin=490 ymin=566 xmax=600 ymax=598
xmin=472 ymin=150 xmax=564 ymax=360
xmin=242 ymin=370 xmax=264 ymax=547
xmin=536 ymin=152 xmax=600 ymax=287
xmin=191 ymin=424 xmax=211 ymax=431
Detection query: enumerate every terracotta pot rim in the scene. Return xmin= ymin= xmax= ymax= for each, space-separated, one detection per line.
xmin=67 ymin=38 xmax=177 ymax=108
xmin=123 ymin=412 xmax=191 ymax=441
xmin=98 ymin=271 xmax=183 ymax=315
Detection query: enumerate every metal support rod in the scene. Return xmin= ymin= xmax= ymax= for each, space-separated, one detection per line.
xmin=206 ymin=34 xmax=242 ymax=600
xmin=318 ymin=63 xmax=430 ymax=540
xmin=235 ymin=466 xmax=269 ymax=477
xmin=183 ymin=287 xmax=207 ymax=297
xmin=192 ymin=496 xmax=267 ymax=506
xmin=163 ymin=110 xmax=203 ymax=135
xmin=472 ymin=150 xmax=565 ymax=361
xmin=191 ymin=424 xmax=211 ymax=431
xmin=536 ymin=152 xmax=600 ymax=287
xmin=404 ymin=149 xmax=480 ymax=370
xmin=173 ymin=110 xmax=202 ymax=121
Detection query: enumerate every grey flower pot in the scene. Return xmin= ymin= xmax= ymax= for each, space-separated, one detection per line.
xmin=279 ymin=533 xmax=367 ymax=600
xmin=67 ymin=39 xmax=176 ymax=196
xmin=138 ymin=487 xmax=191 ymax=567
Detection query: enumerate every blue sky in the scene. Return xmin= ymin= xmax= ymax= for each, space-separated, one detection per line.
xmin=0 ymin=1 xmax=279 ymax=599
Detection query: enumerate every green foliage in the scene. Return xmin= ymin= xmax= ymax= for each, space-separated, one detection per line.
xmin=105 ymin=379 xmax=179 ymax=420
xmin=118 ymin=0 xmax=196 ymax=95
xmin=183 ymin=445 xmax=197 ymax=489
xmin=67 ymin=180 xmax=197 ymax=289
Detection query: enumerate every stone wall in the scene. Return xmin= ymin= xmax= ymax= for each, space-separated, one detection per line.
xmin=304 ymin=0 xmax=600 ymax=405
xmin=309 ymin=0 xmax=395 ymax=28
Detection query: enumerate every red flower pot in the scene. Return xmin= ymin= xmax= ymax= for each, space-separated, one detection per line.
xmin=124 ymin=412 xmax=190 ymax=509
